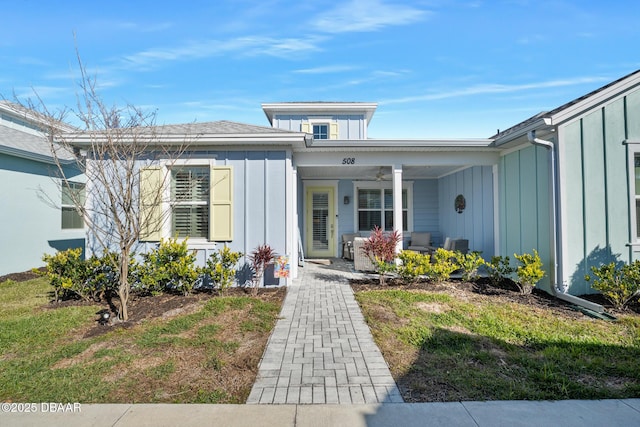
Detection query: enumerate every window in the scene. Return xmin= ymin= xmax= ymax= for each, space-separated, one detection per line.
xmin=313 ymin=124 xmax=329 ymax=140
xmin=635 ymin=154 xmax=640 ymax=239
xmin=140 ymin=164 xmax=233 ymax=242
xmin=357 ymin=188 xmax=408 ymax=232
xmin=171 ymin=167 xmax=209 ymax=239
xmin=61 ymin=182 xmax=85 ymax=229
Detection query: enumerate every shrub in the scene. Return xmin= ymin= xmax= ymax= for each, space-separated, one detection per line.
xmin=397 ymin=250 xmax=431 ymax=284
xmin=203 ymin=246 xmax=243 ymax=295
xmin=488 ymin=255 xmax=516 ymax=286
xmin=249 ymin=244 xmax=276 ymax=295
xmin=81 ymin=251 xmax=124 ymax=301
xmin=586 ymin=261 xmax=640 ymax=310
xmin=135 ymin=238 xmax=199 ymax=296
xmin=361 ymin=226 xmax=402 ymax=285
xmin=514 ymin=250 xmax=545 ymax=294
xmin=39 ymin=248 xmax=87 ymax=301
xmin=427 ymin=248 xmax=459 ymax=283
xmin=456 ymin=251 xmax=485 ymax=282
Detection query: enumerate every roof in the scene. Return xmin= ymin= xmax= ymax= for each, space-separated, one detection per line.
xmin=151 ymin=120 xmax=296 ymax=135
xmin=261 ymin=102 xmax=378 ymax=125
xmin=493 ymin=69 xmax=640 ymax=144
xmin=63 ymin=120 xmax=309 ymax=147
xmin=0 ymin=103 xmax=77 ymax=163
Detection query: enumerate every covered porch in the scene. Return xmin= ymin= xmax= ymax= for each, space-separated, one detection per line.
xmin=292 ymin=142 xmax=500 ymax=271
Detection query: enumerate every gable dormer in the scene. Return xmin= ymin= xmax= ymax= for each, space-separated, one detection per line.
xmin=262 ymin=102 xmax=377 ymax=140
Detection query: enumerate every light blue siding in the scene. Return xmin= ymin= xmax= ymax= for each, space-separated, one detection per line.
xmin=439 ymin=166 xmax=494 ymax=257
xmin=557 ymin=88 xmax=640 ymax=294
xmin=273 ymin=114 xmax=366 ymax=139
xmin=499 ymin=146 xmax=552 ymax=291
xmin=412 ymin=179 xmax=440 ymax=245
xmin=0 ymin=154 xmax=85 ymax=275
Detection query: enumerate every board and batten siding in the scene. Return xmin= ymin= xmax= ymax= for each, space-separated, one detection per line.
xmin=439 ymin=166 xmax=495 ymax=259
xmin=499 ymin=146 xmax=552 ymax=292
xmin=558 ymin=89 xmax=640 ymax=294
xmin=273 ymin=115 xmax=365 ymax=139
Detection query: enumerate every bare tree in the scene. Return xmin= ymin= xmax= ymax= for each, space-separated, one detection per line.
xmin=17 ymin=57 xmax=191 ymax=321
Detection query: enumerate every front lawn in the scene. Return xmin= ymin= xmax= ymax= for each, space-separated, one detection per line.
xmin=0 ymin=277 xmax=284 ymax=403
xmin=354 ymin=283 xmax=640 ymax=402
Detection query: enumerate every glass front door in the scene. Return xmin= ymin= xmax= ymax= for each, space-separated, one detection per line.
xmin=306 ymin=187 xmax=335 ymax=258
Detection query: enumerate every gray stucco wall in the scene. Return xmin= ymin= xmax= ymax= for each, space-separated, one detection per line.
xmin=0 ymin=154 xmax=85 ymax=275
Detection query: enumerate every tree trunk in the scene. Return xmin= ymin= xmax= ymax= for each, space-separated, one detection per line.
xmin=118 ymin=247 xmax=131 ymax=321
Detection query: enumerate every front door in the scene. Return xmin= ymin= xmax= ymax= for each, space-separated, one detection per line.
xmin=305 ymin=187 xmax=336 ymax=258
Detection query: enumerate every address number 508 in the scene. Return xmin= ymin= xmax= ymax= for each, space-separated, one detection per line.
xmin=342 ymin=158 xmax=355 ymax=165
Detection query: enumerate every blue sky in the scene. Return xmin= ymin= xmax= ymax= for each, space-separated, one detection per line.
xmin=1 ymin=0 xmax=638 ymax=138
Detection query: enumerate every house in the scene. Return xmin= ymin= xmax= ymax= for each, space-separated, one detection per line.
xmin=62 ymin=69 xmax=640 ymax=298
xmin=0 ymin=101 xmax=85 ymax=276
xmin=492 ymin=69 xmax=640 ymax=296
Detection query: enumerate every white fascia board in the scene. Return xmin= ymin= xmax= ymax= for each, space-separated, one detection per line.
xmin=305 ymin=138 xmax=494 ymax=149
xmin=549 ymin=73 xmax=640 ymax=126
xmin=294 ymin=150 xmax=500 ymax=167
xmin=64 ymin=132 xmax=308 ymax=148
xmin=262 ymin=102 xmax=378 ymax=124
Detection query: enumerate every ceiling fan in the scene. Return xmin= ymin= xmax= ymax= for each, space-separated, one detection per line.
xmin=373 ymin=166 xmax=390 ymax=181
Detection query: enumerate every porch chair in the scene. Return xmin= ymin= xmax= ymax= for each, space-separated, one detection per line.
xmin=353 ymin=237 xmax=376 ymax=272
xmin=407 ymin=232 xmax=432 ymax=253
xmin=450 ymin=239 xmax=469 ymax=254
xmin=341 ymin=232 xmax=361 ymax=260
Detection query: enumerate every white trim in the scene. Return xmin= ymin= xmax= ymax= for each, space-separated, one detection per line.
xmin=308 ymin=119 xmax=331 ymax=140
xmin=285 ymin=151 xmax=295 ymax=282
xmin=492 ymin=164 xmax=500 ymax=256
xmin=161 ymin=158 xmax=216 ymax=244
xmin=352 ymin=180 xmax=414 ymax=233
xmin=302 ymin=180 xmax=339 ymax=258
xmin=626 ymin=141 xmax=640 ymax=245
xmin=392 ymin=165 xmax=404 ymax=255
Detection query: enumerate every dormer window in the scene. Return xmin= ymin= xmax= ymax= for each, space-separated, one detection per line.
xmin=313 ymin=124 xmax=329 ymax=140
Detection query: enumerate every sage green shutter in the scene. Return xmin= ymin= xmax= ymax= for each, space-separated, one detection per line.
xmin=301 ymin=122 xmax=310 ymax=133
xmin=330 ymin=122 xmax=339 ymax=139
xmin=210 ymin=166 xmax=233 ymax=241
xmin=139 ymin=167 xmax=163 ymax=241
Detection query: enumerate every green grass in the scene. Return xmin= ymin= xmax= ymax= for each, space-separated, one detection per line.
xmin=356 ymin=289 xmax=640 ymax=401
xmin=0 ymin=278 xmax=282 ymax=403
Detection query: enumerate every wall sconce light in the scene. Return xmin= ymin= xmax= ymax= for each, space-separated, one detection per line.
xmin=344 ymin=196 xmax=350 ymax=205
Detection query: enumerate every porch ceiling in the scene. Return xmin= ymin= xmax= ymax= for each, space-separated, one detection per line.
xmin=297 ymin=165 xmax=463 ymax=180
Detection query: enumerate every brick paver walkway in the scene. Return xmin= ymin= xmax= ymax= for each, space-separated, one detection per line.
xmin=247 ymin=261 xmax=403 ymax=404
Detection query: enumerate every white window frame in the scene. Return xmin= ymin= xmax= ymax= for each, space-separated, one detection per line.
xmin=309 ymin=119 xmax=330 ymax=140
xmin=352 ymin=181 xmax=414 ymax=233
xmin=626 ymin=140 xmax=640 ymax=244
xmin=61 ymin=181 xmax=86 ymax=230
xmin=162 ymin=159 xmax=215 ymax=243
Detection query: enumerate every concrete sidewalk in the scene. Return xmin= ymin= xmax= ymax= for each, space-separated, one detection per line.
xmin=3 ymin=399 xmax=640 ymax=426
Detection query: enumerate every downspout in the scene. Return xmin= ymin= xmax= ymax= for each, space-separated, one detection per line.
xmin=527 ymin=131 xmax=606 ymax=314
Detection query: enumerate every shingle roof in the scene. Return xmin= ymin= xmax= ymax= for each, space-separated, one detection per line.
xmin=492 ymin=69 xmax=640 ymax=140
xmin=0 ymin=124 xmax=75 ymax=162
xmin=142 ymin=120 xmax=296 ymax=135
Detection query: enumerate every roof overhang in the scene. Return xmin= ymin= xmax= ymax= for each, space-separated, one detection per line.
xmin=301 ymin=138 xmax=496 ymax=151
xmin=0 ymin=144 xmax=76 ymax=165
xmin=262 ymin=102 xmax=378 ymax=125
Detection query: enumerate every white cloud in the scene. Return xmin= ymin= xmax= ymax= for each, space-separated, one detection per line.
xmin=312 ymin=0 xmax=428 ymax=33
xmin=381 ymin=76 xmax=611 ymax=105
xmin=119 ymin=35 xmax=322 ymax=70
xmin=294 ymin=65 xmax=358 ymax=74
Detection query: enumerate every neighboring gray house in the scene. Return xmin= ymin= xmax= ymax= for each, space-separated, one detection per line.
xmin=0 ymin=101 xmax=85 ymax=276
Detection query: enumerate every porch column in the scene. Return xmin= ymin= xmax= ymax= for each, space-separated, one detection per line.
xmin=289 ymin=165 xmax=298 ymax=281
xmin=392 ymin=165 xmax=403 ymax=256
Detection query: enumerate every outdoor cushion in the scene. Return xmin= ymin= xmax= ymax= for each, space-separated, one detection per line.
xmin=407 ymin=232 xmax=431 ymax=252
